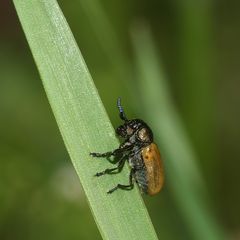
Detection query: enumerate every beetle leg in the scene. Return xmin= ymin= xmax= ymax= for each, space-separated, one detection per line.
xmin=107 ymin=169 xmax=135 ymax=194
xmin=94 ymin=156 xmax=126 ymax=177
xmin=90 ymin=151 xmax=113 ymax=158
xmin=90 ymin=145 xmax=132 ymax=158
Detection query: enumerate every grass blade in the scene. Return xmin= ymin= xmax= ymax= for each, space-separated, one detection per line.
xmin=13 ymin=1 xmax=159 ymax=239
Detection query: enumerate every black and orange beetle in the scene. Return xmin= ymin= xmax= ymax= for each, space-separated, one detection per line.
xmin=90 ymin=98 xmax=164 ymax=195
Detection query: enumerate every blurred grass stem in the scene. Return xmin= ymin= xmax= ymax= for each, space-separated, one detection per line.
xmin=131 ymin=24 xmax=225 ymax=240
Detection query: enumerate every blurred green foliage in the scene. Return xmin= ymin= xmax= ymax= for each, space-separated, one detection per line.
xmin=1 ymin=0 xmax=240 ymax=239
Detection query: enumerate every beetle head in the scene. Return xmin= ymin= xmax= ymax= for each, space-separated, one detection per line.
xmin=116 ymin=98 xmax=153 ymax=142
xmin=116 ymin=119 xmax=153 ymax=143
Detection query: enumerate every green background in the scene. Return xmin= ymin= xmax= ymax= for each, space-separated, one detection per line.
xmin=1 ymin=1 xmax=239 ymax=239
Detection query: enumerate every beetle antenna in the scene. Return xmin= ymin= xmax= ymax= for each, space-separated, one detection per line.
xmin=117 ymin=97 xmax=128 ymax=121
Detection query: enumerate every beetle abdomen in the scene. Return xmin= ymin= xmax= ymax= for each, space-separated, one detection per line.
xmin=134 ymin=169 xmax=148 ymax=194
xmin=142 ymin=143 xmax=164 ymax=195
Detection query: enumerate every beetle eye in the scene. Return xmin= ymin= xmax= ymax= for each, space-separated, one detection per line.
xmin=116 ymin=125 xmax=125 ymax=136
xmin=116 ymin=124 xmax=129 ymax=137
xmin=126 ymin=127 xmax=133 ymax=135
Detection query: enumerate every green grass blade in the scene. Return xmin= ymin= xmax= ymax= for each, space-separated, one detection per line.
xmin=13 ymin=1 xmax=159 ymax=240
xmin=131 ymin=25 xmax=225 ymax=240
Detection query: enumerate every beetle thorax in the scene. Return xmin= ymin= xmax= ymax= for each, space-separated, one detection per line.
xmin=137 ymin=128 xmax=152 ymax=143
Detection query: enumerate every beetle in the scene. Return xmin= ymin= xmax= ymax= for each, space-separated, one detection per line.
xmin=90 ymin=98 xmax=164 ymax=195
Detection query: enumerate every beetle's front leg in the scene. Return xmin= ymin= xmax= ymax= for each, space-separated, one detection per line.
xmin=90 ymin=151 xmax=113 ymax=158
xmin=90 ymin=148 xmax=124 ymax=158
xmin=90 ymin=142 xmax=132 ymax=158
